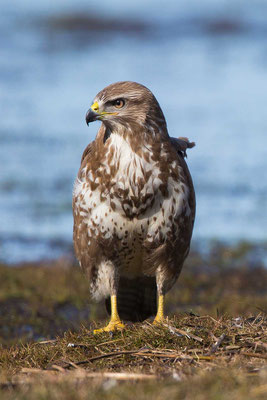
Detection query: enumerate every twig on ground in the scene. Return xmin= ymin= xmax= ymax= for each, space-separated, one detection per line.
xmin=67 ymin=343 xmax=89 ymax=349
xmin=61 ymin=360 xmax=81 ymax=370
xmin=69 ymin=348 xmax=214 ymax=367
xmin=15 ymin=370 xmax=158 ymax=384
xmin=166 ymin=324 xmax=203 ymax=343
xmin=244 ymin=341 xmax=267 ymax=351
xmin=209 ymin=333 xmax=226 ymax=354
xmin=240 ymin=352 xmax=267 ymax=360
xmin=51 ymin=365 xmax=66 ymax=373
xmin=75 ymin=349 xmax=146 ymax=365
xmin=35 ymin=339 xmax=57 ymax=345
xmin=97 ymin=338 xmax=124 ymax=347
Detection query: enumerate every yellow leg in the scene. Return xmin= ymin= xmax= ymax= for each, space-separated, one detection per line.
xmin=94 ymin=295 xmax=125 ymax=334
xmin=153 ymin=294 xmax=166 ymax=325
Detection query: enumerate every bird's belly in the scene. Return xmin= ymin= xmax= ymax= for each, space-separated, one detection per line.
xmin=89 ymin=204 xmax=147 ymax=278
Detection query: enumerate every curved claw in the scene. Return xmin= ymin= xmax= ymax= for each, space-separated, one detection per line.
xmin=152 ymin=316 xmax=167 ymax=325
xmin=93 ymin=295 xmax=125 ymax=334
xmin=93 ymin=320 xmax=125 ymax=334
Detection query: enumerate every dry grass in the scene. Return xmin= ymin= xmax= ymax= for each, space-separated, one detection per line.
xmin=0 ymin=315 xmax=266 ymax=399
xmin=0 ymin=242 xmax=267 ymax=399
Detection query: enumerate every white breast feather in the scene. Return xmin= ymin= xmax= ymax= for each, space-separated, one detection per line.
xmin=73 ymin=133 xmax=191 ymax=288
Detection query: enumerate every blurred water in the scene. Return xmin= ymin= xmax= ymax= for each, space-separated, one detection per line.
xmin=1 ymin=0 xmax=267 ymax=263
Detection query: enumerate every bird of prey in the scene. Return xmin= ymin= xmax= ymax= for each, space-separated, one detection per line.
xmin=73 ymin=81 xmax=195 ymax=333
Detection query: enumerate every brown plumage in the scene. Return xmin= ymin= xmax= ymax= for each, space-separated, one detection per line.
xmin=72 ymin=81 xmax=195 ymax=331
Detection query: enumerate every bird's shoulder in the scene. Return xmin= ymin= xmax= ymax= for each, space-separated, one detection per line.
xmin=78 ymin=125 xmax=107 ymax=173
xmin=80 ymin=141 xmax=94 ymax=165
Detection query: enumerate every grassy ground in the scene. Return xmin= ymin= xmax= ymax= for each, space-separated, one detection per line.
xmin=0 ymin=242 xmax=266 ymax=399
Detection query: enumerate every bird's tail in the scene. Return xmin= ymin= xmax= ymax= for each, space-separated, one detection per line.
xmin=105 ymin=276 xmax=157 ymax=322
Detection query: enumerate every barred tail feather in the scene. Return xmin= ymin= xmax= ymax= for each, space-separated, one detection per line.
xmin=105 ymin=277 xmax=157 ymax=322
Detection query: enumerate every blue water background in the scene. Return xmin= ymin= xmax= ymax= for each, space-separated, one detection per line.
xmin=0 ymin=0 xmax=267 ymax=263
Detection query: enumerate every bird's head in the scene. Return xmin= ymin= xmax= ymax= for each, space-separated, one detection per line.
xmin=85 ymin=81 xmax=167 ymax=133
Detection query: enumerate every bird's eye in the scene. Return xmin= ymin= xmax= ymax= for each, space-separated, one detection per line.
xmin=113 ymin=99 xmax=125 ymax=109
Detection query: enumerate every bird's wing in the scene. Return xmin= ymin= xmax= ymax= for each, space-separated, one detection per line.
xmin=170 ymin=135 xmax=196 ymax=224
xmin=80 ymin=141 xmax=94 ymax=166
xmin=72 ymin=126 xmax=110 ymax=284
xmin=79 ymin=124 xmax=107 ymax=167
xmin=73 ymin=140 xmax=95 ymax=271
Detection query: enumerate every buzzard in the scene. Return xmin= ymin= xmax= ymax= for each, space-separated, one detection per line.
xmin=73 ymin=81 xmax=195 ymax=333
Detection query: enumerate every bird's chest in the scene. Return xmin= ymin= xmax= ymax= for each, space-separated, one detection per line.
xmin=99 ymin=134 xmax=167 ymax=217
xmin=73 ymin=137 xmax=163 ymax=241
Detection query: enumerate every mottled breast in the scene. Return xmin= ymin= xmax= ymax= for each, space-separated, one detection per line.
xmin=73 ymin=133 xmax=192 ymax=275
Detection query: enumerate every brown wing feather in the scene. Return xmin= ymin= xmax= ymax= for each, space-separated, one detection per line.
xmin=170 ymin=136 xmax=196 ymax=223
xmin=80 ymin=141 xmax=94 ymax=165
xmin=73 ymin=126 xmax=113 ymax=287
xmin=143 ymin=136 xmax=196 ymax=293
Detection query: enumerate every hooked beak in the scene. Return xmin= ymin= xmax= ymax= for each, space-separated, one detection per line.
xmin=85 ymin=100 xmax=118 ymax=125
xmin=85 ymin=101 xmax=100 ymax=125
xmin=85 ymin=109 xmax=99 ymax=125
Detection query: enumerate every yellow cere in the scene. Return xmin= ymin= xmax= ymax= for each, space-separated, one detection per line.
xmin=91 ymin=101 xmax=99 ymax=113
xmin=90 ymin=100 xmax=118 ymax=117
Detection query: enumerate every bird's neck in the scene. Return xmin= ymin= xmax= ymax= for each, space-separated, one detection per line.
xmin=101 ymin=121 xmax=169 ymax=156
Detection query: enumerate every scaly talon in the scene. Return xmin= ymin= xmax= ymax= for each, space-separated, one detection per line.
xmin=152 ymin=294 xmax=166 ymax=325
xmin=93 ymin=294 xmax=125 ymax=334
xmin=93 ymin=320 xmax=125 ymax=334
xmin=153 ymin=316 xmax=167 ymax=325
